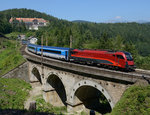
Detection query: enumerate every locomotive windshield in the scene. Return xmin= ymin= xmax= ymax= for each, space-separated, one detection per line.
xmin=125 ymin=52 xmax=133 ymax=61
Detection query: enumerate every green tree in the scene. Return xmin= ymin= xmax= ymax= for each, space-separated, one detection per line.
xmin=111 ymin=35 xmax=124 ymax=51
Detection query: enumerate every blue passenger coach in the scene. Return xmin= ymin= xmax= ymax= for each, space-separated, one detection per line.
xmin=36 ymin=46 xmax=70 ymax=60
xmin=27 ymin=44 xmax=38 ymax=53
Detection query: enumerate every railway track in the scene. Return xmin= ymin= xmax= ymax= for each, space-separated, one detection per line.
xmin=22 ymin=45 xmax=150 ymax=83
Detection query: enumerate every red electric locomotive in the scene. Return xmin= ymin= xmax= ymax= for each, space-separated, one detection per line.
xmin=70 ymin=49 xmax=136 ymax=71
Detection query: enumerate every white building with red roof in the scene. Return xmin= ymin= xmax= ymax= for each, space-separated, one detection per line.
xmin=9 ymin=17 xmax=48 ymax=30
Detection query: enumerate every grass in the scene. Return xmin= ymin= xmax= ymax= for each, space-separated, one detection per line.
xmin=110 ymin=85 xmax=150 ymax=115
xmin=35 ymin=95 xmax=67 ymax=114
xmin=0 ymin=78 xmax=31 ymax=109
xmin=5 ymin=32 xmax=20 ymax=40
xmin=0 ymin=37 xmax=25 ymax=76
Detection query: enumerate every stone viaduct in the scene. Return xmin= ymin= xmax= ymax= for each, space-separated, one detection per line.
xmin=24 ymin=48 xmax=149 ymax=113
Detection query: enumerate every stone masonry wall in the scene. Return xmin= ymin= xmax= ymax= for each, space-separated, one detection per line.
xmin=1 ymin=62 xmax=29 ymax=82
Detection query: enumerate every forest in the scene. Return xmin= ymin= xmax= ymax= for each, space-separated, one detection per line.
xmin=0 ymin=8 xmax=150 ymax=69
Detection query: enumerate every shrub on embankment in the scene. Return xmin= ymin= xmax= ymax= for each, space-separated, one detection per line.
xmin=35 ymin=96 xmax=67 ymax=114
xmin=0 ymin=78 xmax=31 ymax=109
xmin=110 ymin=84 xmax=150 ymax=115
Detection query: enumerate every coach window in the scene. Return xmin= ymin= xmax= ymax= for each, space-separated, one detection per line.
xmin=40 ymin=49 xmax=61 ymax=54
xmin=117 ymin=55 xmax=124 ymax=59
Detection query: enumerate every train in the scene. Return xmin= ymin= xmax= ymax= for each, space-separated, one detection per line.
xmin=27 ymin=43 xmax=136 ymax=71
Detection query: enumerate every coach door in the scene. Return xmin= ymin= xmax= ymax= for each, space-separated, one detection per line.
xmin=65 ymin=51 xmax=68 ymax=60
xmin=114 ymin=54 xmax=117 ymax=66
xmin=117 ymin=55 xmax=124 ymax=66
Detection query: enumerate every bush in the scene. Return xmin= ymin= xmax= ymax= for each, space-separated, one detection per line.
xmin=135 ymin=55 xmax=150 ymax=70
xmin=35 ymin=96 xmax=67 ymax=114
xmin=111 ymin=85 xmax=150 ymax=115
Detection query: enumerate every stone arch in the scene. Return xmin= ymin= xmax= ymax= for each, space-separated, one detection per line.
xmin=31 ymin=65 xmax=42 ymax=84
xmin=46 ymin=72 xmax=67 ymax=106
xmin=69 ymin=80 xmax=114 ymax=113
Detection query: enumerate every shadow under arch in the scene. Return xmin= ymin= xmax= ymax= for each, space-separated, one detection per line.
xmin=76 ymin=86 xmax=111 ymax=114
xmin=70 ymin=80 xmax=113 ymax=114
xmin=47 ymin=74 xmax=67 ymax=106
xmin=31 ymin=67 xmax=42 ymax=84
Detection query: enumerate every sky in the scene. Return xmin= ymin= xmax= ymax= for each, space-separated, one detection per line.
xmin=0 ymin=0 xmax=150 ymax=23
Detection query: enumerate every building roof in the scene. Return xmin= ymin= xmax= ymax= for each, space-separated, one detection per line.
xmin=9 ymin=17 xmax=48 ymax=23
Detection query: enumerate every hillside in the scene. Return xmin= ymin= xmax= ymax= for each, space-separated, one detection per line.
xmin=0 ymin=8 xmax=58 ymax=22
xmin=0 ymin=78 xmax=31 ymax=110
xmin=111 ymin=84 xmax=150 ymax=115
xmin=72 ymin=20 xmax=92 ymax=23
xmin=0 ymin=36 xmax=25 ymax=76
